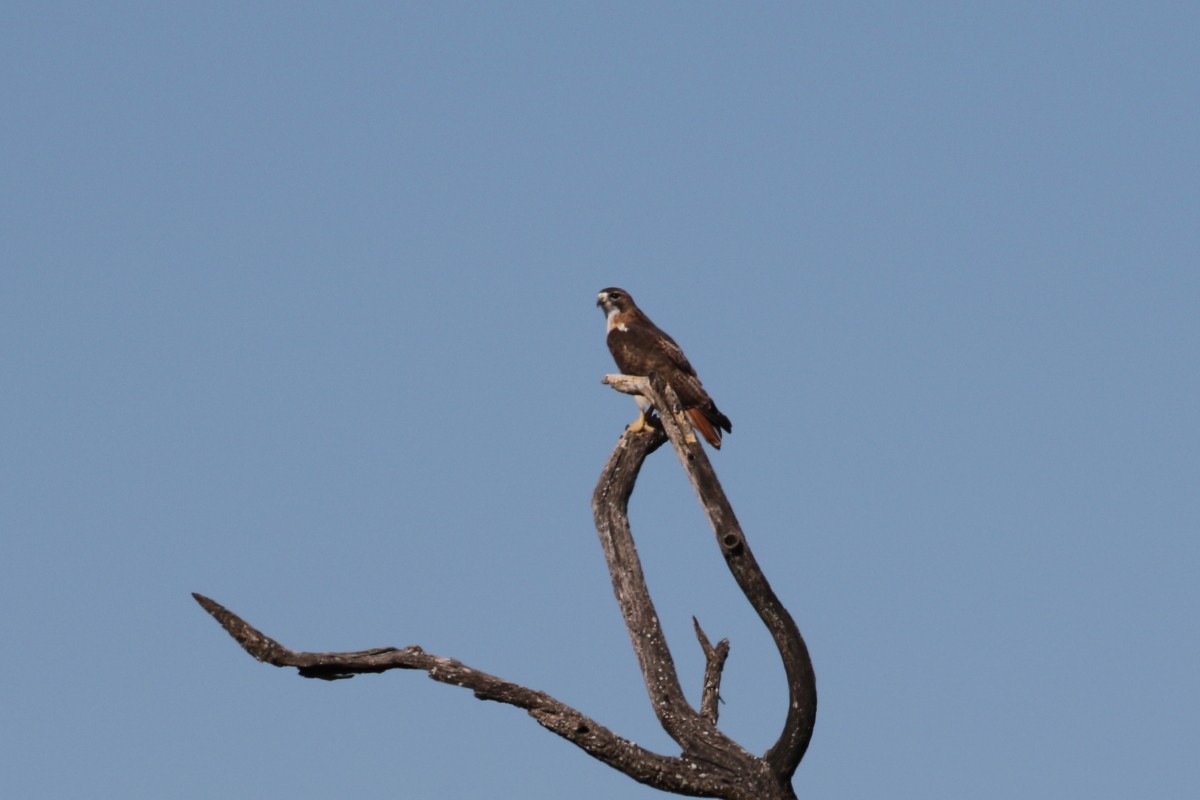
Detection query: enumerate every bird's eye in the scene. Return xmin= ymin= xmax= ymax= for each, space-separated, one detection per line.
xmin=610 ymin=292 xmax=622 ymax=300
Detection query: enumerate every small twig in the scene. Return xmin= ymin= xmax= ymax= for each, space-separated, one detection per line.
xmin=601 ymin=373 xmax=646 ymax=396
xmin=692 ymin=617 xmax=731 ymax=724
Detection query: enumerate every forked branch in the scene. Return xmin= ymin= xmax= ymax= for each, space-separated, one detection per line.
xmin=609 ymin=373 xmax=818 ymax=779
xmin=194 ymin=373 xmax=815 ymax=799
xmin=598 ymin=373 xmax=816 ymax=785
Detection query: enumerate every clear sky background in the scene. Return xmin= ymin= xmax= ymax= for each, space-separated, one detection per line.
xmin=3 ymin=3 xmax=1197 ymax=798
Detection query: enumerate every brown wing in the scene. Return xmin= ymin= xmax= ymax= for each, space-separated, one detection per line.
xmin=607 ymin=320 xmax=689 ymax=379
xmin=608 ymin=320 xmax=732 ymax=447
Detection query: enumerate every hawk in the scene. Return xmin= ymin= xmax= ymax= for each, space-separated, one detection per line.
xmin=597 ymin=287 xmax=732 ymax=448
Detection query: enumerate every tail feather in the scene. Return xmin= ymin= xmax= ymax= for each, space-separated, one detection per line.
xmin=686 ymin=407 xmax=725 ymax=449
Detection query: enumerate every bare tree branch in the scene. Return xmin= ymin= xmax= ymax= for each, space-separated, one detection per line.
xmin=590 ymin=424 xmax=751 ymax=767
xmin=617 ymin=372 xmax=818 ymax=781
xmin=194 ymin=371 xmax=815 ymax=799
xmin=191 ymin=592 xmax=740 ymax=796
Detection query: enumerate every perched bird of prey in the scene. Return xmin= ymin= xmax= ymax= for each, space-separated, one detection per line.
xmin=597 ymin=287 xmax=732 ymax=449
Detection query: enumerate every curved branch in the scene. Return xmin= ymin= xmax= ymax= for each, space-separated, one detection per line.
xmin=591 ymin=427 xmax=750 ymax=769
xmin=609 ymin=374 xmax=818 ymax=781
xmin=191 ymin=593 xmax=732 ymax=796
xmin=193 ymin=372 xmax=812 ymax=799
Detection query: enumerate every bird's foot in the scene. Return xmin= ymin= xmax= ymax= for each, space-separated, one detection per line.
xmin=626 ymin=409 xmax=662 ymax=436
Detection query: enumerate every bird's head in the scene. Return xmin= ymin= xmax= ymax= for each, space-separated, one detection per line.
xmin=596 ymin=287 xmax=634 ymax=318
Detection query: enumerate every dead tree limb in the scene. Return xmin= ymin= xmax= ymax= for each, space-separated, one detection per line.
xmin=194 ymin=373 xmax=815 ymax=799
xmin=598 ymin=373 xmax=817 ymax=788
xmin=190 ymin=592 xmax=707 ymax=792
xmin=612 ymin=373 xmax=817 ymax=778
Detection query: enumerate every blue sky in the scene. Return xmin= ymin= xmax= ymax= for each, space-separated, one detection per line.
xmin=2 ymin=3 xmax=1197 ymax=797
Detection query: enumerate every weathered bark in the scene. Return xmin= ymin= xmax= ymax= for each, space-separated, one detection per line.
xmin=692 ymin=617 xmax=729 ymax=725
xmin=194 ymin=373 xmax=815 ymax=799
xmin=190 ymin=592 xmax=718 ymax=794
xmin=608 ymin=373 xmax=818 ymax=780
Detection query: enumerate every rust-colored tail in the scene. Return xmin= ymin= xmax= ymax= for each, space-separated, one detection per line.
xmin=686 ymin=407 xmax=726 ymax=449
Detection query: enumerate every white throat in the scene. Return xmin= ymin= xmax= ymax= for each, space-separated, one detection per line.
xmin=605 ymin=307 xmax=627 ymax=333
